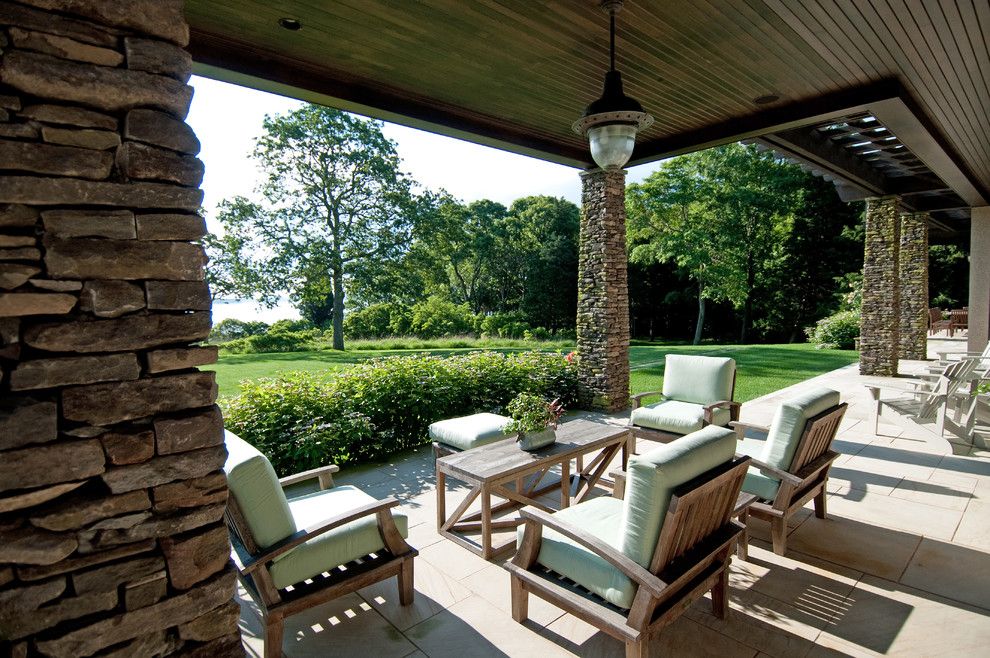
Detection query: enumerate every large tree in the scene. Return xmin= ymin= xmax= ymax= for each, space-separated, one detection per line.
xmin=205 ymin=105 xmax=426 ymax=349
xmin=627 ymin=156 xmax=744 ymax=344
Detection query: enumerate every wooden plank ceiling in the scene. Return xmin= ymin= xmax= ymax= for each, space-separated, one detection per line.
xmin=185 ymin=0 xmax=990 ymax=218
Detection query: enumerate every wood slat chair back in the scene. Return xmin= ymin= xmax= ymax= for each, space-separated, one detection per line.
xmin=652 ymin=456 xmax=748 ymax=572
xmin=787 ymin=403 xmax=848 ymax=476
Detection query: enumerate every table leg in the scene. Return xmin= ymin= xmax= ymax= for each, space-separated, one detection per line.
xmin=481 ymin=486 xmax=492 ymax=560
xmin=560 ymin=459 xmax=570 ymax=509
xmin=436 ymin=470 xmax=446 ymax=531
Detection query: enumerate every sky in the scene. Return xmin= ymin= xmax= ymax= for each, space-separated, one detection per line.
xmin=185 ymin=75 xmax=665 ymax=322
xmin=186 ymin=75 xmax=663 ymax=235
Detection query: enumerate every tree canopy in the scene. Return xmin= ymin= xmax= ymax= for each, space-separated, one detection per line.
xmin=627 ymin=144 xmax=862 ymax=344
xmin=205 ymin=106 xmax=429 ymax=349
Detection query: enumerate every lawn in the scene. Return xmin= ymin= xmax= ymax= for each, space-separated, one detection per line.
xmin=207 ymin=342 xmax=858 ymax=401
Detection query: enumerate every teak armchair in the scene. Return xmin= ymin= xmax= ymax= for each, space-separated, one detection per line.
xmin=629 ymin=355 xmax=740 ymax=442
xmin=731 ymin=388 xmax=846 ymax=557
xmin=223 ymin=431 xmax=417 ymax=658
xmin=506 ymin=426 xmax=749 ymax=658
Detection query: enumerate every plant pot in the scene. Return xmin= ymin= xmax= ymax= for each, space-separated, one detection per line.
xmin=517 ymin=428 xmax=556 ymax=451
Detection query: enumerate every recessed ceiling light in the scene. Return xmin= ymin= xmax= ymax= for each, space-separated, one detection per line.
xmin=278 ymin=17 xmax=302 ymax=31
xmin=753 ymin=94 xmax=780 ymax=105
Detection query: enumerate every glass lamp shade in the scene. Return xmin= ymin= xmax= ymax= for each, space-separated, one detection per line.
xmin=587 ymin=123 xmax=638 ymax=170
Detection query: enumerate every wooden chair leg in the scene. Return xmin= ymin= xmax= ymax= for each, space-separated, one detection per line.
xmin=264 ymin=615 xmax=285 ymax=658
xmin=398 ymin=556 xmax=414 ymax=606
xmin=510 ymin=574 xmax=528 ymax=622
xmin=814 ymin=487 xmax=828 ymax=519
xmin=625 ymin=633 xmax=652 ymax=658
xmin=735 ymin=509 xmax=749 ymax=561
xmin=771 ymin=516 xmax=787 ymax=556
xmin=711 ymin=565 xmax=729 ymax=619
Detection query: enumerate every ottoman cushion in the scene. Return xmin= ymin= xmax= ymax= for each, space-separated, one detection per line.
xmin=429 ymin=412 xmax=512 ymax=451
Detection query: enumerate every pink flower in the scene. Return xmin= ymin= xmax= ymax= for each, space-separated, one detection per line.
xmin=565 ymin=351 xmax=576 ymax=364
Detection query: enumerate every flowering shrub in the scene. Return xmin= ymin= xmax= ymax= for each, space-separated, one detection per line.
xmin=223 ymin=350 xmax=578 ymax=474
xmin=807 ymin=310 xmax=860 ymax=350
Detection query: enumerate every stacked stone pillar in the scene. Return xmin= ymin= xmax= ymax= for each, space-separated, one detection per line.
xmin=576 ymin=169 xmax=630 ymax=411
xmin=898 ymin=212 xmax=929 ymax=361
xmin=0 ymin=2 xmax=240 ymax=655
xmin=860 ymin=195 xmax=901 ymax=376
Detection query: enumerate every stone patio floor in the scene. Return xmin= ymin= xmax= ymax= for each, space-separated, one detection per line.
xmin=237 ymin=348 xmax=990 ymax=657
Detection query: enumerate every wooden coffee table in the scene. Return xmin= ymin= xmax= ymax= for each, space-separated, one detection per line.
xmin=435 ymin=418 xmax=632 ymax=559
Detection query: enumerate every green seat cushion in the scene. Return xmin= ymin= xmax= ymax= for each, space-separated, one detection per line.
xmin=519 ymin=496 xmax=638 ymax=609
xmin=631 ymin=399 xmax=731 ymax=435
xmin=269 ymin=485 xmax=409 ymax=589
xmin=662 ymin=355 xmax=735 ymax=405
xmin=763 ymin=388 xmax=841 ymax=471
xmin=621 ymin=425 xmax=737 ymax=568
xmin=736 ymin=437 xmax=780 ymax=501
xmin=224 ymin=431 xmax=296 ymax=549
xmin=429 ymin=413 xmax=512 ymax=451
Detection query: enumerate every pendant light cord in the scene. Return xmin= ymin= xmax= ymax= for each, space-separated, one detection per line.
xmin=609 ymin=11 xmax=616 ymax=72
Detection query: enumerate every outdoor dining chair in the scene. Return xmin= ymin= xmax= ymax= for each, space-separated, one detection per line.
xmin=506 ymin=425 xmax=749 ymax=658
xmin=223 ymin=431 xmax=417 ymax=658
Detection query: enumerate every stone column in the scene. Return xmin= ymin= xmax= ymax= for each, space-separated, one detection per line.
xmin=860 ymin=195 xmax=901 ymax=376
xmin=577 ymin=168 xmax=630 ymax=411
xmin=0 ymin=2 xmax=239 ymax=655
xmin=969 ymin=206 xmax=990 ymax=353
xmin=898 ymin=212 xmax=929 ymax=360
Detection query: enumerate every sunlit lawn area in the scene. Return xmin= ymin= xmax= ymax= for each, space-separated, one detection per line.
xmin=208 ymin=342 xmax=858 ymax=401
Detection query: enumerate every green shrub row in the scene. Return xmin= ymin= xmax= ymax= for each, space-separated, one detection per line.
xmin=222 ymin=350 xmax=579 ymax=474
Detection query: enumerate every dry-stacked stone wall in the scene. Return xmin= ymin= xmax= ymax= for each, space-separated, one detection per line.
xmin=576 ymin=169 xmax=630 ymax=412
xmin=860 ymin=195 xmax=901 ymax=376
xmin=898 ymin=212 xmax=929 ymax=361
xmin=0 ymin=1 xmax=240 ymax=655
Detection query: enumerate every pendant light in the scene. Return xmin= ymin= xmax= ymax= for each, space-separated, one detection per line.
xmin=572 ymin=0 xmax=654 ymax=170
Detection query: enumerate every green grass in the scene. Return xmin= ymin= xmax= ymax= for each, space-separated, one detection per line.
xmin=208 ymin=341 xmax=858 ymax=401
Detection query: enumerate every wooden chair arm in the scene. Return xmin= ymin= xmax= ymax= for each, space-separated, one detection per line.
xmin=279 ymin=464 xmax=340 ymax=490
xmin=792 ymin=450 xmax=840 ymax=481
xmin=937 ymin=350 xmax=982 ymax=361
xmin=745 ymin=458 xmax=804 ymax=488
xmin=518 ymin=507 xmax=667 ymax=599
xmin=630 ymin=391 xmax=663 ymax=409
xmin=703 ymin=400 xmax=740 ymax=424
xmin=240 ymin=497 xmax=400 ymax=575
xmin=728 ymin=420 xmax=770 ymax=440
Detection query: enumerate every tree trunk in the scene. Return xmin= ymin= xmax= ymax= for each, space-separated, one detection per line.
xmin=694 ymin=286 xmax=706 ymax=345
xmin=332 ymin=267 xmax=345 ymax=351
xmin=740 ymin=253 xmax=755 ymax=343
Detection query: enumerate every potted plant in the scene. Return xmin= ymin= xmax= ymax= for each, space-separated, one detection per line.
xmin=504 ymin=393 xmax=565 ymax=451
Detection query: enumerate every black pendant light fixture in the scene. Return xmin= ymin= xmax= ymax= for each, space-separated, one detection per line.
xmin=572 ymin=0 xmax=654 ymax=170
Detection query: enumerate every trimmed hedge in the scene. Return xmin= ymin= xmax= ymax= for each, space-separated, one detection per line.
xmin=223 ymin=350 xmax=578 ymax=475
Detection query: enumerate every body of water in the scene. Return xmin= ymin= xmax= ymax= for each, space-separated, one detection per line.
xmin=212 ymin=298 xmax=301 ymax=324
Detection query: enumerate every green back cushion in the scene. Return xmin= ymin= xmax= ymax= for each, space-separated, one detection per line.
xmin=223 ymin=431 xmax=296 ymax=549
xmin=620 ymin=425 xmax=737 ymax=567
xmin=762 ymin=388 xmax=840 ymax=470
xmin=662 ymin=355 xmax=735 ymax=405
